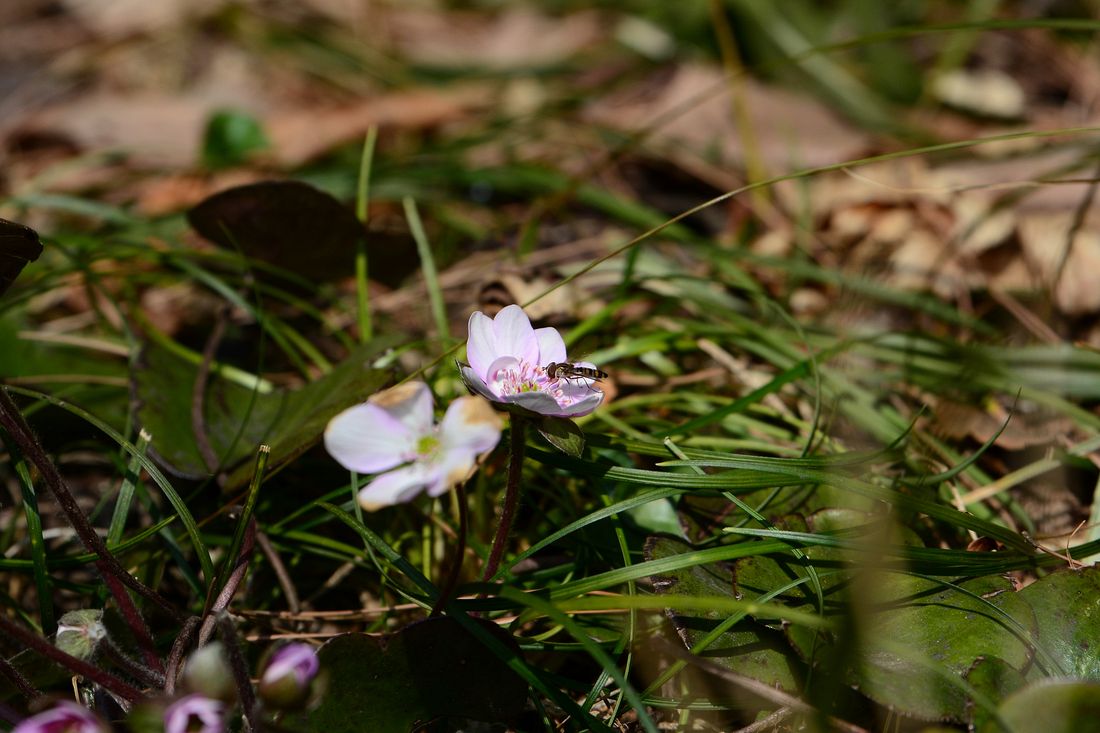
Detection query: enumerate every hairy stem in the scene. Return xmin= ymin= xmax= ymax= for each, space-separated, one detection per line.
xmin=217 ymin=613 xmax=257 ymax=732
xmin=101 ymin=634 xmax=167 ymax=689
xmin=0 ymin=615 xmax=142 ymax=702
xmin=164 ymin=616 xmax=201 ymax=695
xmin=0 ymin=654 xmax=40 ymax=701
xmin=481 ymin=416 xmax=526 ymax=583
xmin=0 ymin=389 xmax=177 ymax=671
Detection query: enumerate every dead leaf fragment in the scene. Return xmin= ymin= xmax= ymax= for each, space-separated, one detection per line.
xmin=932 ymin=69 xmax=1026 ymax=119
xmin=1018 ymin=211 xmax=1100 ymax=314
xmin=388 ymin=8 xmax=603 ymax=69
xmin=584 ymin=63 xmax=869 ymax=171
xmin=267 ymin=86 xmax=490 ymax=167
xmin=63 ymin=0 xmax=225 ymax=39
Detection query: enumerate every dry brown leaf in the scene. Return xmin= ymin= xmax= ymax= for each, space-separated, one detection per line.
xmin=1018 ymin=211 xmax=1100 ymax=314
xmin=140 ymin=281 xmax=226 ymax=336
xmin=387 ymin=7 xmax=603 ymax=69
xmin=584 ymin=63 xmax=869 ymax=172
xmin=13 ymin=89 xmax=268 ymax=168
xmin=13 ymin=83 xmax=487 ymax=171
xmin=267 ymin=86 xmax=490 ymax=167
xmin=477 ymin=271 xmax=585 ymax=323
xmin=134 ymin=170 xmax=265 ymax=216
xmin=888 ymin=227 xmax=966 ymax=298
xmin=931 ymin=399 xmax=1073 ymax=451
xmin=62 ymin=0 xmax=225 ymax=39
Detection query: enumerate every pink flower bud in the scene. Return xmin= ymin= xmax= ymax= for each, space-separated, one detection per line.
xmin=13 ymin=702 xmax=105 ymax=733
xmin=258 ymin=643 xmax=319 ymax=709
xmin=163 ymin=695 xmax=224 ymax=733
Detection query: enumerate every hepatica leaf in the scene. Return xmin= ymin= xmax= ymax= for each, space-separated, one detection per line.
xmin=1016 ymin=565 xmax=1100 ymax=680
xmin=132 ymin=339 xmax=389 ymax=488
xmin=645 ymin=536 xmax=801 ymax=692
xmin=983 ymin=679 xmax=1100 ymax=733
xmin=850 ymin=573 xmax=1036 ymax=722
xmin=297 ymin=617 xmax=527 ymax=733
xmin=535 ymin=415 xmax=585 ymax=457
xmin=187 ymin=180 xmax=366 ymax=284
xmin=0 ymin=217 xmax=43 ymax=297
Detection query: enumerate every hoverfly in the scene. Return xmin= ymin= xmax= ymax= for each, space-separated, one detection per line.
xmin=545 ymin=362 xmax=608 ymax=384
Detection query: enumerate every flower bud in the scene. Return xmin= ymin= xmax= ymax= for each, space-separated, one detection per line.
xmin=181 ymin=643 xmax=236 ymax=703
xmin=257 ymin=643 xmax=319 ymax=710
xmin=128 ymin=694 xmax=225 ymax=733
xmin=164 ymin=695 xmax=225 ymax=733
xmin=54 ymin=610 xmax=106 ymax=661
xmin=13 ymin=701 xmax=105 ymax=733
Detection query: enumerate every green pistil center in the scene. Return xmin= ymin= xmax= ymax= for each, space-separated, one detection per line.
xmin=417 ymin=434 xmax=440 ymax=457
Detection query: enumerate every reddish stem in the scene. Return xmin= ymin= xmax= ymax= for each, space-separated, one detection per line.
xmin=481 ymin=416 xmax=526 ymax=583
xmin=0 ymin=615 xmax=142 ymax=703
xmin=0 ymin=389 xmax=175 ymax=675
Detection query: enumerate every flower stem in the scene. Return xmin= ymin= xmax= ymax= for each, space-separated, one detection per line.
xmin=217 ymin=612 xmax=257 ymax=732
xmin=430 ymin=482 xmax=468 ymax=618
xmin=482 ymin=416 xmax=526 ymax=583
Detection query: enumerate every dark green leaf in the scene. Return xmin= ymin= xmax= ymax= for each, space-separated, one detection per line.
xmin=535 ymin=415 xmax=585 ymax=457
xmin=645 ymin=536 xmax=801 ymax=692
xmin=0 ymin=217 xmax=42 ymax=297
xmin=296 ymin=617 xmax=528 ymax=733
xmin=1017 ymin=566 xmax=1100 ymax=680
xmin=187 ymin=180 xmax=415 ymax=286
xmin=965 ymin=656 xmax=1026 ymax=731
xmin=851 ymin=574 xmax=1036 ymax=721
xmin=132 ymin=339 xmax=389 ymax=488
xmin=984 ymin=680 xmax=1100 ymax=733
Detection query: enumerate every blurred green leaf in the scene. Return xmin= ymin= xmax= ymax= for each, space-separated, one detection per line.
xmin=850 ymin=574 xmax=1036 ymax=721
xmin=984 ymin=680 xmax=1100 ymax=733
xmin=297 ymin=617 xmax=528 ymax=733
xmin=535 ymin=415 xmax=585 ymax=457
xmin=132 ymin=338 xmax=390 ymax=488
xmin=645 ymin=536 xmax=802 ymax=692
xmin=1018 ymin=566 xmax=1100 ymax=680
xmin=202 ymin=109 xmax=270 ymax=169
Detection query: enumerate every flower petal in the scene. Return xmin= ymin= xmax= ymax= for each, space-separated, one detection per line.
xmin=439 ymin=395 xmax=502 ymax=455
xmin=324 ymin=403 xmax=417 ymax=474
xmin=492 ymin=305 xmax=538 ymax=365
xmin=486 ymin=355 xmax=521 ymax=395
xmin=164 ymin=695 xmax=224 ymax=733
xmin=459 ymin=364 xmax=499 ymax=401
xmin=466 ymin=311 xmax=496 ymax=380
xmin=504 ymin=389 xmax=563 ymax=415
xmin=358 ymin=463 xmax=438 ymax=510
xmin=369 ymin=381 xmax=434 ymax=436
xmin=426 ymin=450 xmax=477 ymax=497
xmin=555 ymin=390 xmax=604 ymax=417
xmin=534 ymin=327 xmax=566 ymax=366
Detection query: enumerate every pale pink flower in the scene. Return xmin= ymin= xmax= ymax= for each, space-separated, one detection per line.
xmin=459 ymin=305 xmax=603 ymax=418
xmin=260 ymin=642 xmax=318 ymax=689
xmin=324 ymin=382 xmax=502 ymax=510
xmin=258 ymin=643 xmax=319 ymax=709
xmin=164 ymin=695 xmax=224 ymax=733
xmin=13 ymin=702 xmax=105 ymax=733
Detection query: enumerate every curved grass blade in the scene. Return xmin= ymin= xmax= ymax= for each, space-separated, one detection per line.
xmin=4 ymin=385 xmax=215 ymax=586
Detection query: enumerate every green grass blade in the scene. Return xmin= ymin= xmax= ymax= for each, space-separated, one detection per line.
xmin=4 ymin=385 xmax=215 ymax=587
